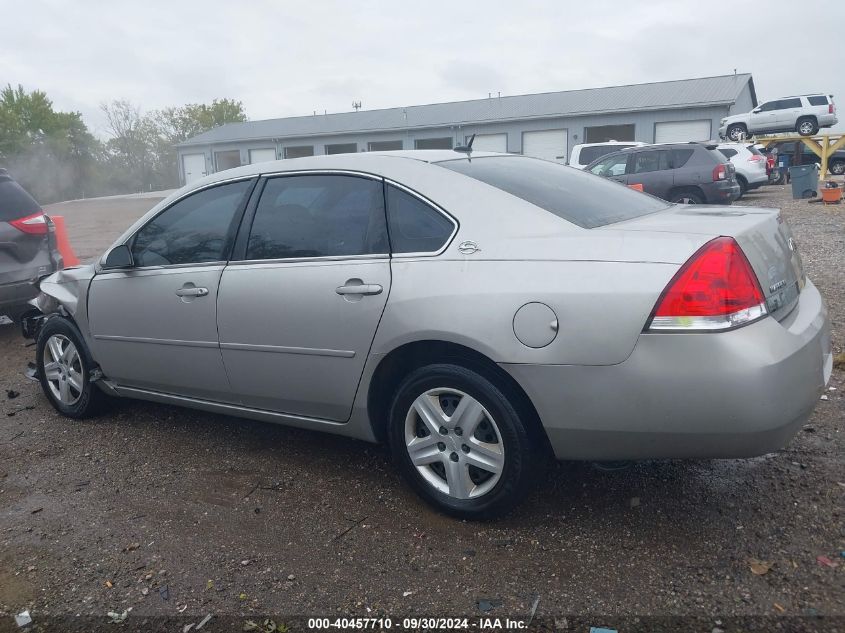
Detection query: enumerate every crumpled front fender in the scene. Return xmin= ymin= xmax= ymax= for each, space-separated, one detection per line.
xmin=28 ymin=264 xmax=96 ymax=317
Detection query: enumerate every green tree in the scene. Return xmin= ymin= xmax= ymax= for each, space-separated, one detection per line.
xmin=0 ymin=84 xmax=100 ymax=202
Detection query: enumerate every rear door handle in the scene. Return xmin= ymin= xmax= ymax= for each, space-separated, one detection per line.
xmin=175 ymin=286 xmax=209 ymax=297
xmin=336 ymin=283 xmax=383 ymax=296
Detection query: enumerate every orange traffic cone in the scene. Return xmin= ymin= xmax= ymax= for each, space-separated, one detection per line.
xmin=628 ymin=183 xmax=644 ymax=192
xmin=50 ymin=215 xmax=80 ymax=267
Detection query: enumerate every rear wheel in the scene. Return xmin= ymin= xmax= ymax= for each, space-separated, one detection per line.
xmin=669 ymin=188 xmax=704 ymax=205
xmin=829 ymin=160 xmax=845 ymax=176
xmin=736 ymin=175 xmax=748 ymax=198
xmin=36 ymin=317 xmax=106 ymax=418
xmin=727 ymin=123 xmax=748 ymax=141
xmin=387 ymin=363 xmax=542 ymax=519
xmin=796 ymin=117 xmax=818 ymax=136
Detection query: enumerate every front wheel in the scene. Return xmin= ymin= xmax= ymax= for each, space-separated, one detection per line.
xmin=726 ymin=124 xmax=748 ymax=141
xmin=387 ymin=364 xmax=543 ymax=519
xmin=36 ymin=317 xmax=106 ymax=418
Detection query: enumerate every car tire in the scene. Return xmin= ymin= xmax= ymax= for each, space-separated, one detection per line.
xmin=669 ymin=188 xmax=704 ymax=205
xmin=829 ymin=160 xmax=845 ymax=176
xmin=387 ymin=363 xmax=543 ymax=519
xmin=736 ymin=175 xmax=748 ymax=198
xmin=36 ymin=316 xmax=107 ymax=419
xmin=726 ymin=124 xmax=748 ymax=141
xmin=796 ymin=117 xmax=818 ymax=136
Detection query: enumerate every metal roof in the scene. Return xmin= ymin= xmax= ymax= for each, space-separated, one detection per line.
xmin=178 ymin=74 xmax=755 ymax=147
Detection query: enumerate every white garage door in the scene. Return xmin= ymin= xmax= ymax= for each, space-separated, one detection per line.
xmin=249 ymin=148 xmax=277 ymax=164
xmin=470 ymin=133 xmax=507 ymax=153
xmin=522 ymin=129 xmax=568 ymax=162
xmin=182 ymin=153 xmax=207 ymax=185
xmin=654 ymin=120 xmax=712 ymax=143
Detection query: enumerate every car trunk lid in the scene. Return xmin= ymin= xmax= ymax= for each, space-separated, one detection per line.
xmin=600 ymin=205 xmax=804 ymax=321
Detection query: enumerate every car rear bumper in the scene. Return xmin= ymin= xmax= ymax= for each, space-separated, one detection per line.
xmin=0 ymin=278 xmax=40 ymax=311
xmin=502 ymin=279 xmax=831 ymax=461
xmin=704 ymin=180 xmax=741 ymax=203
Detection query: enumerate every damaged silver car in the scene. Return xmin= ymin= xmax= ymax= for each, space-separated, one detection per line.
xmin=22 ymin=151 xmax=832 ymax=518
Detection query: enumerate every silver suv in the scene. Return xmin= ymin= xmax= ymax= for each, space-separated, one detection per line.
xmin=719 ymin=94 xmax=837 ymax=141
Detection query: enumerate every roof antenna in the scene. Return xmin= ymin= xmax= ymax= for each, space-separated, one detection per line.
xmin=454 ymin=134 xmax=475 ymax=155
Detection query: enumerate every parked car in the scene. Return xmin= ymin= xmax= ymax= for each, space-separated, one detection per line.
xmin=716 ymin=142 xmax=769 ymax=196
xmin=568 ymin=141 xmax=645 ymax=169
xmin=719 ymin=94 xmax=837 ymax=141
xmin=22 ymin=151 xmax=830 ymax=519
xmin=0 ymin=169 xmax=62 ymax=320
xmin=585 ymin=142 xmax=741 ymax=204
xmin=767 ymin=141 xmax=845 ymax=176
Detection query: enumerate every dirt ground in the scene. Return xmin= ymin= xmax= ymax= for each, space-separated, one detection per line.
xmin=0 ymin=185 xmax=843 ymax=632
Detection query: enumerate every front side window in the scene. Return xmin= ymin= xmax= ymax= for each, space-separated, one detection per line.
xmin=386 ymin=185 xmax=455 ymax=254
xmin=132 ymin=180 xmax=252 ymax=267
xmin=757 ymin=101 xmax=777 ymax=112
xmin=246 ymin=175 xmax=387 ymax=260
xmin=588 ymin=153 xmax=629 ymax=177
xmin=578 ymin=144 xmax=635 ymax=166
xmin=632 ymin=150 xmax=670 ymax=173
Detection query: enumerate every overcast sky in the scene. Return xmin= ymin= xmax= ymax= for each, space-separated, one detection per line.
xmin=2 ymin=0 xmax=843 ymax=136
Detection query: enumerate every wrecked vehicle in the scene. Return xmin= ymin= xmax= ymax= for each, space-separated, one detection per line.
xmin=22 ymin=150 xmax=833 ymax=518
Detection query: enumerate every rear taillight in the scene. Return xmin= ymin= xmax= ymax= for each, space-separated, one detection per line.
xmin=9 ymin=212 xmax=48 ymax=235
xmin=712 ymin=164 xmax=728 ymax=181
xmin=748 ymin=154 xmax=764 ymax=162
xmin=647 ymin=237 xmax=767 ymax=332
xmin=829 ymin=104 xmax=834 ymax=114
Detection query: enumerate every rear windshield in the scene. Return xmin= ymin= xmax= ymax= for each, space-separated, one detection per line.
xmin=435 ymin=156 xmax=669 ymax=229
xmin=746 ymin=145 xmax=763 ymax=155
xmin=0 ymin=176 xmax=41 ymax=222
xmin=577 ymin=144 xmax=635 ymax=165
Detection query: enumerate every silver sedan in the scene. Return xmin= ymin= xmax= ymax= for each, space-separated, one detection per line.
xmin=23 ymin=151 xmax=832 ymax=518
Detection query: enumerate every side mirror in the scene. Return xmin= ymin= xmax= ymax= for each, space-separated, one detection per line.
xmin=752 ymin=108 xmax=761 ymax=113
xmin=102 ymin=244 xmax=134 ymax=269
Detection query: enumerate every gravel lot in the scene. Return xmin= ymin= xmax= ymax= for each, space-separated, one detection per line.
xmin=0 ymin=185 xmax=843 ymax=632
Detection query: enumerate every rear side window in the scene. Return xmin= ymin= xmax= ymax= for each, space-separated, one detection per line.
xmin=632 ymin=150 xmax=670 ymax=173
xmin=719 ymin=148 xmax=738 ymax=159
xmin=808 ymin=96 xmax=829 ymax=106
xmin=437 ymin=156 xmax=668 ymax=229
xmin=0 ymin=177 xmax=41 ymax=222
xmin=386 ymin=185 xmax=455 ymax=253
xmin=671 ymin=148 xmax=695 ymax=168
xmin=247 ymin=175 xmax=388 ymax=260
xmin=132 ymin=180 xmax=251 ymax=266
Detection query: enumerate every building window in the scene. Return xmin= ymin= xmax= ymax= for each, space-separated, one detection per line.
xmin=584 ymin=124 xmax=635 ymax=143
xmin=214 ymin=150 xmax=242 ymax=172
xmin=284 ymin=146 xmax=314 ymax=159
xmin=325 ymin=143 xmax=358 ymax=155
xmin=368 ymin=140 xmax=403 ymax=151
xmin=415 ymin=137 xmax=453 ymax=150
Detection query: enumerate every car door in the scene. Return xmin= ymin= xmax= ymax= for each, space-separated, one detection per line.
xmin=775 ymin=97 xmax=803 ymax=130
xmin=748 ymin=100 xmax=779 ymax=132
xmin=626 ymin=149 xmax=672 ymax=198
xmin=87 ymin=178 xmax=255 ymax=401
xmin=216 ymin=173 xmax=392 ymax=421
xmin=587 ymin=152 xmax=630 ymax=184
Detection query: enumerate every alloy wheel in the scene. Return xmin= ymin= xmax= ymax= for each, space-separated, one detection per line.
xmin=798 ymin=120 xmax=815 ymax=135
xmin=404 ymin=388 xmax=504 ymax=499
xmin=42 ymin=334 xmax=83 ymax=406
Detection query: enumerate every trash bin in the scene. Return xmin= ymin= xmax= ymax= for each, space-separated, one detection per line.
xmin=788 ymin=164 xmax=819 ymax=199
xmin=774 ymin=154 xmax=791 ymax=184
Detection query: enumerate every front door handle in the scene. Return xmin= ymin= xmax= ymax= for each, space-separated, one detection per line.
xmin=336 ymin=281 xmax=383 ymax=296
xmin=175 ymin=286 xmax=209 ymax=297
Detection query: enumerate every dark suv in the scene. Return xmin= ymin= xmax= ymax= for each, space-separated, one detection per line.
xmin=584 ymin=143 xmax=741 ymax=204
xmin=767 ymin=141 xmax=845 ymax=176
xmin=0 ymin=169 xmax=62 ymax=320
